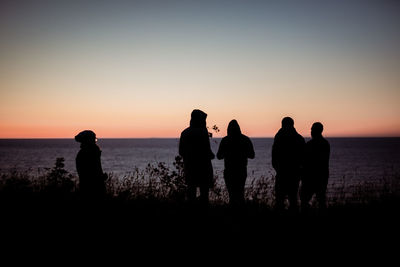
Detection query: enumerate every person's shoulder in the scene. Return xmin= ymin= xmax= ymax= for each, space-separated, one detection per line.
xmin=297 ymin=133 xmax=305 ymax=142
xmin=241 ymin=133 xmax=249 ymax=139
xmin=181 ymin=127 xmax=190 ymax=133
xmin=219 ymin=136 xmax=228 ymax=146
xmin=180 ymin=127 xmax=191 ymax=136
xmin=314 ymin=137 xmax=329 ymax=144
xmin=221 ymin=136 xmax=228 ymax=142
xmin=273 ymin=130 xmax=282 ymax=140
xmin=322 ymin=137 xmax=330 ymax=146
xmin=87 ymin=145 xmax=101 ymax=156
xmin=308 ymin=137 xmax=329 ymax=146
xmin=76 ymin=147 xmax=91 ymax=159
xmin=241 ymin=134 xmax=252 ymax=142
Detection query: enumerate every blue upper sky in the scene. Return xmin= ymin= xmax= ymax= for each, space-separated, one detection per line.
xmin=1 ymin=0 xmax=399 ymax=137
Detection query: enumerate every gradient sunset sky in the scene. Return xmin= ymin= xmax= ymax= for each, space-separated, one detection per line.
xmin=1 ymin=0 xmax=399 ymax=138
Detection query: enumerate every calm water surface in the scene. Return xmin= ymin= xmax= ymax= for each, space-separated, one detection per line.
xmin=1 ymin=138 xmax=399 ymax=191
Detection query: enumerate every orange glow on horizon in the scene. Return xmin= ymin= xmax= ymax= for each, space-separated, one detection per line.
xmin=1 ymin=117 xmax=399 ymax=138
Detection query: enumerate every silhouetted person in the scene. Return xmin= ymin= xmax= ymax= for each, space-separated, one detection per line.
xmin=272 ymin=117 xmax=305 ymax=213
xmin=179 ymin=109 xmax=215 ymax=207
xmin=75 ymin=130 xmax=107 ymax=203
xmin=217 ymin=120 xmax=255 ymax=209
xmin=300 ymin=122 xmax=330 ymax=212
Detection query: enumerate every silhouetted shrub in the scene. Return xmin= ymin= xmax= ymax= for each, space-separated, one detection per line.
xmin=1 ymin=156 xmax=399 ymax=209
xmin=0 ymin=157 xmax=76 ymax=203
xmin=0 ymin=169 xmax=33 ymax=201
xmin=43 ymin=157 xmax=76 ymax=196
xmin=246 ymin=173 xmax=275 ymax=206
xmin=106 ymin=156 xmax=187 ymax=202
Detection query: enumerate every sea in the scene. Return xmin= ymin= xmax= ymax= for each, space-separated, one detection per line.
xmin=1 ymin=138 xmax=399 ymax=202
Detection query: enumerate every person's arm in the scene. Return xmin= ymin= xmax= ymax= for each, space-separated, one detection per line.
xmin=327 ymin=142 xmax=331 ymax=160
xmin=98 ymin=151 xmax=108 ymax=180
xmin=94 ymin=150 xmax=105 ymax=178
xmin=206 ymin=133 xmax=215 ymax=160
xmin=76 ymin=152 xmax=84 ymax=178
xmin=247 ymin=137 xmax=255 ymax=159
xmin=178 ymin=133 xmax=185 ymax=158
xmin=271 ymin=140 xmax=278 ymax=170
xmin=299 ymin=136 xmax=306 ymax=168
xmin=216 ymin=139 xmax=225 ymax=160
xmin=326 ymin=140 xmax=331 ymax=166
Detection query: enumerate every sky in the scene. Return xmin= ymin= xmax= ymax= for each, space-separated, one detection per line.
xmin=1 ymin=0 xmax=399 ymax=138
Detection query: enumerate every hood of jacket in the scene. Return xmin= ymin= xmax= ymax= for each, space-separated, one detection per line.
xmin=190 ymin=109 xmax=207 ymax=128
xmin=227 ymin=120 xmax=242 ymax=137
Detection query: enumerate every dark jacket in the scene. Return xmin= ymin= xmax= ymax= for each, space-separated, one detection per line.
xmin=76 ymin=143 xmax=106 ymax=196
xmin=179 ymin=110 xmax=215 ymax=187
xmin=304 ymin=136 xmax=330 ymax=180
xmin=272 ymin=127 xmax=305 ymax=175
xmin=217 ymin=120 xmax=255 ymax=176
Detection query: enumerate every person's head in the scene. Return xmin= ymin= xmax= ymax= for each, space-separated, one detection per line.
xmin=190 ymin=109 xmax=207 ymax=128
xmin=75 ymin=130 xmax=97 ymax=144
xmin=227 ymin=119 xmax=241 ymax=137
xmin=281 ymin=117 xmax=294 ymax=129
xmin=311 ymin=122 xmax=324 ymax=138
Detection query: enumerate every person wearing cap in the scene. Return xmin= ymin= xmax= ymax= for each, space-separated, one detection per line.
xmin=179 ymin=109 xmax=215 ymax=207
xmin=272 ymin=117 xmax=305 ymax=213
xmin=75 ymin=130 xmax=107 ymax=202
xmin=217 ymin=120 xmax=255 ymax=209
xmin=300 ymin=122 xmax=330 ymax=212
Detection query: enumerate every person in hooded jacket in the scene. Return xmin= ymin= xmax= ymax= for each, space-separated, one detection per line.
xmin=272 ymin=117 xmax=305 ymax=213
xmin=179 ymin=109 xmax=215 ymax=207
xmin=75 ymin=130 xmax=107 ymax=202
xmin=217 ymin=120 xmax=255 ymax=209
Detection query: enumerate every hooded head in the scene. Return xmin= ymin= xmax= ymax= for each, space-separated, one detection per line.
xmin=227 ymin=119 xmax=241 ymax=137
xmin=190 ymin=109 xmax=207 ymax=128
xmin=311 ymin=122 xmax=323 ymax=138
xmin=281 ymin=117 xmax=294 ymax=130
xmin=75 ymin=130 xmax=97 ymax=144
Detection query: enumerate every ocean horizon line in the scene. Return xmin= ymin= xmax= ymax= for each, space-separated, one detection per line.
xmin=0 ymin=136 xmax=399 ymax=140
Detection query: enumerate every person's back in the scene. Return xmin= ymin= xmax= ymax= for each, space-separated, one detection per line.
xmin=271 ymin=117 xmax=305 ymax=212
xmin=180 ymin=125 xmax=213 ymax=174
xmin=301 ymin=122 xmax=330 ymax=210
xmin=217 ymin=120 xmax=255 ymax=208
xmin=304 ymin=137 xmax=330 ymax=178
xmin=272 ymin=127 xmax=305 ymax=175
xmin=179 ymin=109 xmax=214 ymax=206
xmin=217 ymin=120 xmax=254 ymax=175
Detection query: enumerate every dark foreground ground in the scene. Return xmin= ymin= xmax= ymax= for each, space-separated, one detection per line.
xmin=1 ymin=197 xmax=399 ymax=263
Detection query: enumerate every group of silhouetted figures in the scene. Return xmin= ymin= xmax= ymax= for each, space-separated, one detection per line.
xmin=75 ymin=109 xmax=330 ymax=213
